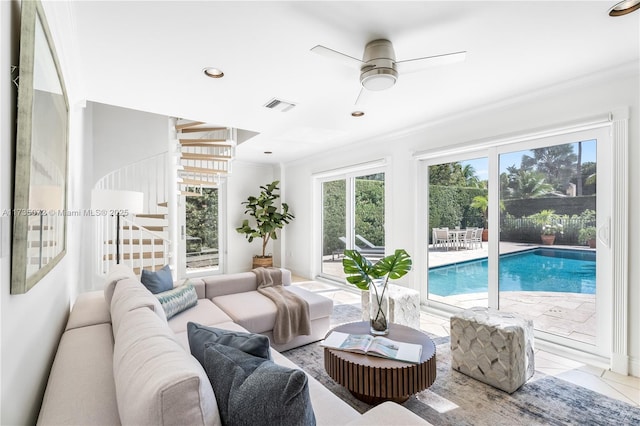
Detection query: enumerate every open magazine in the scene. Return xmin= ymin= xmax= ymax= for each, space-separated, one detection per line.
xmin=321 ymin=331 xmax=422 ymax=363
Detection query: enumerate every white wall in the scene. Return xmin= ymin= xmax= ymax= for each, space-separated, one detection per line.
xmin=0 ymin=1 xmax=91 ymax=423
xmin=91 ymin=101 xmax=169 ymax=184
xmin=283 ymin=67 xmax=640 ymax=375
xmin=225 ymin=161 xmax=277 ymax=273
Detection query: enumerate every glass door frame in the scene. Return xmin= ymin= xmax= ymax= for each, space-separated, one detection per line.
xmin=418 ymin=124 xmax=616 ymax=362
xmin=419 ymin=149 xmax=491 ymax=314
xmin=176 ymin=182 xmax=227 ymax=279
xmin=493 ymin=126 xmax=612 ymax=358
xmin=313 ymin=160 xmax=387 ymax=282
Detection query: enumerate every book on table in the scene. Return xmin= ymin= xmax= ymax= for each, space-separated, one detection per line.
xmin=321 ymin=331 xmax=422 ymax=363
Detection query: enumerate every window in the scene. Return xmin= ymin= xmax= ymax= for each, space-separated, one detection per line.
xmin=316 ymin=163 xmax=386 ymax=281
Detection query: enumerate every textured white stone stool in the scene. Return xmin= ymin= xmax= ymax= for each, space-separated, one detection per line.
xmin=450 ymin=307 xmax=534 ymax=393
xmin=361 ymin=284 xmax=420 ymax=329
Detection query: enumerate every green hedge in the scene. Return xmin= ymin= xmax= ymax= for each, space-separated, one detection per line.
xmin=322 ymin=179 xmax=385 ymax=256
xmin=429 ymin=186 xmax=486 ymax=241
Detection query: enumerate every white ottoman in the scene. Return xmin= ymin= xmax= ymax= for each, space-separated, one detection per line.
xmin=450 ymin=307 xmax=534 ymax=393
xmin=361 ymin=283 xmax=420 ymax=329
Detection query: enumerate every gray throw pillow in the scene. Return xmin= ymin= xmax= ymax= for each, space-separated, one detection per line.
xmin=203 ymin=343 xmax=315 ymax=426
xmin=140 ymin=265 xmax=173 ymax=294
xmin=187 ymin=322 xmax=271 ymax=362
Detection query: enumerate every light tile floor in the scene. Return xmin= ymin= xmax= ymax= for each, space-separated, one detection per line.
xmin=292 ymin=276 xmax=640 ymax=408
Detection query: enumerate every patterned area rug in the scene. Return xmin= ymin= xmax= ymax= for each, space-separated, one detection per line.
xmin=282 ymin=303 xmax=640 ymax=426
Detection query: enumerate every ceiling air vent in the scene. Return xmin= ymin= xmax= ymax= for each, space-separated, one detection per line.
xmin=263 ymin=98 xmax=296 ymax=112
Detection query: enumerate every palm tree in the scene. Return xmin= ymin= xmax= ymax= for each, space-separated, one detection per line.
xmin=470 ymin=195 xmax=505 ymax=229
xmin=509 ymin=170 xmax=553 ymax=199
xmin=461 ymin=164 xmax=481 ymax=188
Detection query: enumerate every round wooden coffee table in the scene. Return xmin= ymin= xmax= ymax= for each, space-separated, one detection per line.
xmin=323 ymin=321 xmax=437 ymax=404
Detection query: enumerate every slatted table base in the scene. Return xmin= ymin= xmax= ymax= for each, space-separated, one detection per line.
xmin=323 ymin=322 xmax=437 ymax=404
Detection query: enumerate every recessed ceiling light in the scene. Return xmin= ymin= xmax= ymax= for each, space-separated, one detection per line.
xmin=203 ymin=67 xmax=224 ymax=78
xmin=609 ymin=0 xmax=640 ymax=16
xmin=351 ymin=111 xmax=365 ymax=117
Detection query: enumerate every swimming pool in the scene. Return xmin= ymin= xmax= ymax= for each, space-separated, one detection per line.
xmin=428 ymin=248 xmax=596 ymax=297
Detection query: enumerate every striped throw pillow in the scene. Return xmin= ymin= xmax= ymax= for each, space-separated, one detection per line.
xmin=155 ymin=283 xmax=198 ymax=319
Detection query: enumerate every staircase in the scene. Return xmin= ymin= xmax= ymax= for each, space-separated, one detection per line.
xmin=175 ymin=119 xmax=235 ymax=196
xmin=94 ymin=119 xmax=236 ymax=276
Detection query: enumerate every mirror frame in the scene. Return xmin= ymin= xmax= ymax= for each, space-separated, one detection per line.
xmin=11 ymin=0 xmax=69 ymax=294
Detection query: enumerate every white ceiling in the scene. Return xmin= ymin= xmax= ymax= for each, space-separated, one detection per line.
xmin=48 ymin=1 xmax=639 ymax=164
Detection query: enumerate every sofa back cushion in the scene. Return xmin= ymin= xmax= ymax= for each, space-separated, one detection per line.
xmin=110 ymin=278 xmax=167 ymax=337
xmin=203 ymin=269 xmax=292 ymax=299
xmin=113 ymin=308 xmax=220 ymax=426
xmin=104 ymin=264 xmax=138 ymax=305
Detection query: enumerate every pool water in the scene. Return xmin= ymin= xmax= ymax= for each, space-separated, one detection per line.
xmin=428 ymin=248 xmax=596 ymax=297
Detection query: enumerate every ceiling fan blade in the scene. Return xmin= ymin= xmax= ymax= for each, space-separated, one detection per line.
xmin=354 ymin=87 xmax=374 ymax=106
xmin=311 ymin=45 xmax=365 ymax=69
xmin=396 ymin=51 xmax=466 ymax=74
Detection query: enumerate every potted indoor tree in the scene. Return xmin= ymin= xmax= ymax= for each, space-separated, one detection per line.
xmin=342 ymin=249 xmax=412 ymax=335
xmin=236 ymin=181 xmax=294 ymax=268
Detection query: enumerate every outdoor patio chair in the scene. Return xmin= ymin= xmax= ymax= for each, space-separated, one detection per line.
xmin=433 ymin=227 xmax=450 ymax=250
xmin=456 ymin=228 xmax=475 ymax=250
xmin=471 ymin=228 xmax=483 ymax=249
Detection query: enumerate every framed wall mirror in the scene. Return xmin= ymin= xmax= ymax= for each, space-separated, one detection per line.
xmin=12 ymin=0 xmax=69 ymax=294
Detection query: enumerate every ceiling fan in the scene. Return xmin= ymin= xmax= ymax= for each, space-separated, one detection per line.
xmin=311 ymin=39 xmax=466 ymax=105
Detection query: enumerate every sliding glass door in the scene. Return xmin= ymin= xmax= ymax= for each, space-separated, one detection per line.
xmin=426 ymin=155 xmax=489 ymax=309
xmin=320 ymin=169 xmax=385 ymax=281
xmin=497 ymin=130 xmax=610 ymax=352
xmin=424 ymin=126 xmax=611 ymax=357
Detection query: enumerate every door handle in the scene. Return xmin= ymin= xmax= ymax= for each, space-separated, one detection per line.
xmin=597 ymin=217 xmax=610 ymax=249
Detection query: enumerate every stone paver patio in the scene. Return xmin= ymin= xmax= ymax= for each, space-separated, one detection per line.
xmin=322 ymin=241 xmax=597 ymax=345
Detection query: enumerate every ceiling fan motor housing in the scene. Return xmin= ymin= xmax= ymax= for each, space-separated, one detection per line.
xmin=360 ymin=39 xmax=398 ymax=91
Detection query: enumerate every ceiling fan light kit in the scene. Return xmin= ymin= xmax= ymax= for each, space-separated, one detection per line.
xmin=311 ymin=38 xmax=466 ymax=105
xmin=608 ymin=0 xmax=640 ymax=16
xmin=360 ymin=39 xmax=398 ymax=91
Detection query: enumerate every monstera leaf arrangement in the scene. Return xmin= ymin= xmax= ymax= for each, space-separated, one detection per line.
xmin=342 ymin=249 xmax=412 ymax=333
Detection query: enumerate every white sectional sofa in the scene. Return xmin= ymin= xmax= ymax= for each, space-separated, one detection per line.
xmin=37 ymin=266 xmax=429 ymax=425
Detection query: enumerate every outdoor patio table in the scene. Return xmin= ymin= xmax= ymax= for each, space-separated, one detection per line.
xmin=448 ymin=229 xmax=467 ymax=250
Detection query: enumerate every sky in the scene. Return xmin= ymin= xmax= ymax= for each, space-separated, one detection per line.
xmin=461 ymin=140 xmax=597 ymax=181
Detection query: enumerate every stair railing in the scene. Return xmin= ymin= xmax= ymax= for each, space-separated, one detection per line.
xmin=94 ymin=151 xmax=169 ymax=214
xmin=95 ymin=214 xmax=170 ymax=275
xmin=93 ymin=151 xmax=171 ymax=276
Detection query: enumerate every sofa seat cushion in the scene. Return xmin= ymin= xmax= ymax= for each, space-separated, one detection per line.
xmin=37 ymin=323 xmax=120 ymax=426
xmin=167 ymin=298 xmax=233 ymax=334
xmin=203 ymin=343 xmax=315 ymax=426
xmin=211 ymin=287 xmax=332 ymax=334
xmin=113 ymin=307 xmax=219 ymax=426
xmin=65 ymin=290 xmax=111 ymax=331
